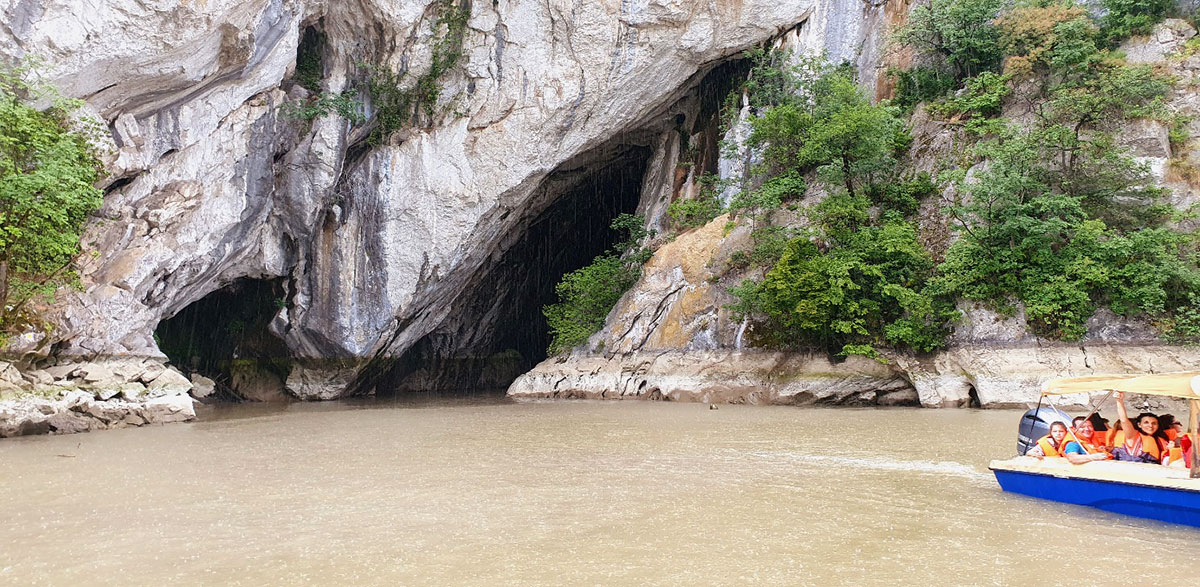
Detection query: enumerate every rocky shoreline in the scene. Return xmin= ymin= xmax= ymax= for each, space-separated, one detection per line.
xmin=0 ymin=358 xmax=207 ymax=438
xmin=508 ymin=345 xmax=1200 ymax=410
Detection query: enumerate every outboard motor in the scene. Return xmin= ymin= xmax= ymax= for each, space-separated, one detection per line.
xmin=1017 ymin=406 xmax=1073 ymax=455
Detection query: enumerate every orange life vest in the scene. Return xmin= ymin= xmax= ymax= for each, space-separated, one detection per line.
xmin=1035 ymin=435 xmax=1072 ymax=457
xmin=1067 ymin=433 xmax=1104 ymax=455
xmin=1113 ymin=430 xmax=1163 ymax=460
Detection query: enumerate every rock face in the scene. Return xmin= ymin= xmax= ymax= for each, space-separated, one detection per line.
xmin=0 ymin=359 xmax=198 ymax=438
xmin=511 ymin=21 xmax=1200 ymax=409
xmin=509 ymin=215 xmax=1200 ymax=408
xmin=2 ymin=2 xmax=1197 ymax=417
xmin=1 ymin=0 xmax=890 ymax=402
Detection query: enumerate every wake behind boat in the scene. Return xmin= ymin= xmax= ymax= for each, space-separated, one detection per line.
xmin=990 ymin=372 xmax=1200 ymax=528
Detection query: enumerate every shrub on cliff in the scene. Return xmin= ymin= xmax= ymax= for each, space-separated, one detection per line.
xmin=0 ymin=65 xmax=104 ymax=337
xmin=543 ymin=214 xmax=652 ymax=355
xmin=892 ymin=0 xmax=1006 ymax=79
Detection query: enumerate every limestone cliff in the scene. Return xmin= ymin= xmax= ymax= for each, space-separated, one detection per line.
xmin=1 ymin=0 xmax=1195 ymax=417
xmin=1 ymin=0 xmax=887 ymax=403
xmin=509 ymin=18 xmax=1200 ymax=409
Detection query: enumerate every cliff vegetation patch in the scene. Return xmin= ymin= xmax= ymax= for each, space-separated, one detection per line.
xmin=682 ymin=0 xmax=1200 ymax=358
xmin=0 ymin=64 xmax=104 ymax=346
xmin=544 ymin=214 xmax=654 ymax=355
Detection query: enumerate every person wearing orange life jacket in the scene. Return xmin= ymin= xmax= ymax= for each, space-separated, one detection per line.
xmin=1062 ymin=416 xmax=1111 ymax=464
xmin=1028 ymin=422 xmax=1073 ymax=458
xmin=1111 ymin=392 xmax=1165 ymax=464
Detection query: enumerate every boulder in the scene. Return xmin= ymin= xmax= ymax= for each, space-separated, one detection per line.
xmin=79 ymin=363 xmax=117 ymax=384
xmin=0 ymin=362 xmax=23 ymax=386
xmin=146 ymin=368 xmax=193 ymax=396
xmin=189 ymin=374 xmax=217 ymax=399
xmin=93 ymin=387 xmax=123 ymax=401
xmin=44 ymin=364 xmax=80 ymax=381
xmin=23 ymin=370 xmax=54 ymax=386
xmin=144 ymin=395 xmax=197 ymax=424
xmin=46 ymin=411 xmax=97 ymax=434
xmin=120 ymin=382 xmax=147 ymax=401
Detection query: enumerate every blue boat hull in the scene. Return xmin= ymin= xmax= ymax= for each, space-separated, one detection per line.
xmin=993 ymin=468 xmax=1200 ymax=528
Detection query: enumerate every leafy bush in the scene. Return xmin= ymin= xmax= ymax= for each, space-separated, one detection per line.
xmin=866 ymin=172 xmax=937 ymax=217
xmin=931 ymin=70 xmax=1011 ymax=121
xmin=282 ymin=91 xmax=365 ymax=124
xmin=892 ymin=0 xmax=1006 ymax=78
xmin=1100 ymin=0 xmax=1173 ymax=46
xmin=667 ymin=194 xmax=723 ymax=229
xmin=729 ymin=172 xmax=805 ymax=217
xmin=891 ymin=65 xmax=958 ymax=110
xmin=0 ymin=65 xmax=104 ymax=332
xmin=732 ymin=219 xmax=952 ymax=357
xmin=995 ymin=2 xmax=1100 ymax=76
xmin=366 ymin=0 xmax=469 ymax=142
xmin=544 ymin=215 xmax=653 ymax=354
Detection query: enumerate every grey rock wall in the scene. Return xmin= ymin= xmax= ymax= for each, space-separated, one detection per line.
xmin=2 ymin=0 xmax=873 ymax=399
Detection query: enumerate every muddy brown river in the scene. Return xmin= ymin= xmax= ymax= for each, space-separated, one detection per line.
xmin=2 ymin=398 xmax=1197 ymax=585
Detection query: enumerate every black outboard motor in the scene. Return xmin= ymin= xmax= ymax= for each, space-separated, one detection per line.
xmin=1017 ymin=406 xmax=1073 ymax=455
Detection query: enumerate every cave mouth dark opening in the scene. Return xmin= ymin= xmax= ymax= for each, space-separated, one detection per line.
xmin=376 ymin=143 xmax=654 ymax=396
xmin=155 ymin=278 xmax=291 ymax=401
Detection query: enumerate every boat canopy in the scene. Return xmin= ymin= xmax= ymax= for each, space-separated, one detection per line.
xmin=1041 ymin=372 xmax=1200 ymax=399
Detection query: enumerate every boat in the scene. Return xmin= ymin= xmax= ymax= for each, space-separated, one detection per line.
xmin=989 ymin=371 xmax=1200 ymax=528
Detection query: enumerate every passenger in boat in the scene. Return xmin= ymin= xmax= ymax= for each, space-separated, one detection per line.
xmin=1065 ymin=416 xmax=1111 ymax=462
xmin=1111 ymin=392 xmax=1166 ymax=464
xmin=1157 ymin=414 xmax=1179 ymax=443
xmin=1028 ymin=422 xmax=1073 ymax=458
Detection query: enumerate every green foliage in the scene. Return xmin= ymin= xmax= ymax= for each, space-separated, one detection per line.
xmin=0 ymin=64 xmax=104 ymax=332
xmin=892 ymin=0 xmax=1006 ymax=78
xmin=731 ymin=217 xmax=952 ymax=357
xmin=1158 ymin=294 xmax=1200 ymax=343
xmin=282 ymin=91 xmax=365 ymax=124
xmin=294 ymin=29 xmax=325 ymax=93
xmin=366 ymin=0 xmax=469 ymax=142
xmin=1099 ymin=0 xmax=1173 ymax=46
xmin=741 ymin=46 xmax=796 ymax=110
xmin=749 ymin=67 xmax=907 ymax=197
xmin=544 ymin=215 xmax=653 ymax=354
xmin=729 ymin=172 xmax=805 ymax=217
xmin=866 ymin=172 xmax=938 ymax=217
xmin=996 ymin=2 xmax=1099 ymax=78
xmin=930 ymin=71 xmax=1011 ymax=122
xmin=668 ymin=173 xmax=725 ymax=228
xmin=933 ymin=73 xmax=1197 ymax=340
xmin=890 ymin=65 xmax=958 ymax=111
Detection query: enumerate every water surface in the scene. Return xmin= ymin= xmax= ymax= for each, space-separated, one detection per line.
xmin=2 ymin=398 xmax=1197 ymax=585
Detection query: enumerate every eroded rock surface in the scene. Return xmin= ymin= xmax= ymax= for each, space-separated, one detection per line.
xmin=2 ymin=0 xmax=890 ymax=404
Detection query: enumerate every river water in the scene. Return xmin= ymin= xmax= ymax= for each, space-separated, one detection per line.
xmin=1 ymin=398 xmax=1197 ymax=585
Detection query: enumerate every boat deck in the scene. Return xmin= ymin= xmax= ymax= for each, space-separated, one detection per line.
xmin=990 ymin=456 xmax=1200 ymax=492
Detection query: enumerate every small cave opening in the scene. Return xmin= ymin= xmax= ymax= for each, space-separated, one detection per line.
xmin=291 ymin=22 xmax=326 ymax=93
xmin=155 ymin=278 xmax=292 ymax=401
xmin=376 ymin=143 xmax=654 ymax=396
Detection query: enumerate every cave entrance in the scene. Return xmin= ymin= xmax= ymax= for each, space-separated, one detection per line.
xmin=377 ymin=143 xmax=654 ymax=395
xmin=155 ymin=278 xmax=291 ymax=401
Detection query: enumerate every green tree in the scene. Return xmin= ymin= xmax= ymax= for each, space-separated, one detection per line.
xmin=1099 ymin=0 xmax=1173 ymax=46
xmin=750 ymin=68 xmax=907 ymax=198
xmin=0 ymin=66 xmax=104 ymax=330
xmin=892 ymin=0 xmax=1007 ymax=79
xmin=544 ymin=214 xmax=652 ymax=354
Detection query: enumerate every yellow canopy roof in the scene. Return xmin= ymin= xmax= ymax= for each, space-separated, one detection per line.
xmin=1041 ymin=372 xmax=1200 ymax=399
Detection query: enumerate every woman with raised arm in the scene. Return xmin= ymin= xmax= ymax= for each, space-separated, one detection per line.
xmin=1111 ymin=392 xmax=1166 ymax=464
